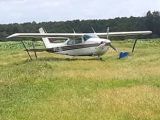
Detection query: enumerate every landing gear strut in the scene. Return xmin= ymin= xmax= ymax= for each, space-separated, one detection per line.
xmin=21 ymin=40 xmax=38 ymax=60
xmin=132 ymin=39 xmax=138 ymax=53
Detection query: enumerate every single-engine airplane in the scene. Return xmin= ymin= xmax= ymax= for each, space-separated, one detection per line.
xmin=7 ymin=27 xmax=152 ymax=60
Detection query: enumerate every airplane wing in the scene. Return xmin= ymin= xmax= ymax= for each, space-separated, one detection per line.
xmin=7 ymin=31 xmax=152 ymax=39
xmin=7 ymin=33 xmax=84 ymax=39
xmin=96 ymin=31 xmax=152 ymax=37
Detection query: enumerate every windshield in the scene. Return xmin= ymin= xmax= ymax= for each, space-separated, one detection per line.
xmin=83 ymin=34 xmax=98 ymax=41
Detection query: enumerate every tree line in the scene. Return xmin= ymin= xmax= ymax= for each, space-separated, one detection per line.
xmin=0 ymin=11 xmax=160 ymax=40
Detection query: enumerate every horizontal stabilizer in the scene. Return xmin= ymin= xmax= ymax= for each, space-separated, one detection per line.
xmin=26 ymin=48 xmax=52 ymax=52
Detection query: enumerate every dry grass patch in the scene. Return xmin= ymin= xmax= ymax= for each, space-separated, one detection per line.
xmin=97 ymin=85 xmax=160 ymax=120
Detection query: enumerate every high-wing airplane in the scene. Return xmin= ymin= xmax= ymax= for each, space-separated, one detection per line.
xmin=7 ymin=28 xmax=152 ymax=60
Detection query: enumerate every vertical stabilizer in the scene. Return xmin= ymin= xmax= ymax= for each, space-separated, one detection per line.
xmin=39 ymin=28 xmax=52 ymax=48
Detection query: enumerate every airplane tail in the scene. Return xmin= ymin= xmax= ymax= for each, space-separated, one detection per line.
xmin=39 ymin=28 xmax=52 ymax=48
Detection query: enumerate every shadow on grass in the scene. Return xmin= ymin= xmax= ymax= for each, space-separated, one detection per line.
xmin=36 ymin=56 xmax=99 ymax=62
xmin=0 ymin=55 xmax=113 ymax=67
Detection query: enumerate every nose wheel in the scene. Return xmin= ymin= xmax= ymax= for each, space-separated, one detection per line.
xmin=99 ymin=57 xmax=103 ymax=61
xmin=96 ymin=55 xmax=103 ymax=61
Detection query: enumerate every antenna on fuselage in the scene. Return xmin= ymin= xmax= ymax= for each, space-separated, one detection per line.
xmin=107 ymin=27 xmax=109 ymax=39
xmin=73 ymin=29 xmax=76 ymax=34
xmin=91 ymin=27 xmax=96 ymax=33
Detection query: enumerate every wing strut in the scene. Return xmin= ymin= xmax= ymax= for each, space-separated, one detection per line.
xmin=32 ymin=41 xmax=37 ymax=59
xmin=21 ymin=41 xmax=32 ymax=60
xmin=132 ymin=39 xmax=138 ymax=53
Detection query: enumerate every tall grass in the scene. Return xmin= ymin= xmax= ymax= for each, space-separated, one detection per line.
xmin=0 ymin=39 xmax=160 ymax=120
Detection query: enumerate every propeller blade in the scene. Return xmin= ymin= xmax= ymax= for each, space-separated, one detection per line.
xmin=109 ymin=43 xmax=118 ymax=52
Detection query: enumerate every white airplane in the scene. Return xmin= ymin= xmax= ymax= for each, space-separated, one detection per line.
xmin=7 ymin=28 xmax=152 ymax=60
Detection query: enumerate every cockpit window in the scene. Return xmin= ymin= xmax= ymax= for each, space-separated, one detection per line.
xmin=67 ymin=34 xmax=98 ymax=45
xmin=67 ymin=38 xmax=82 ymax=45
xmin=67 ymin=40 xmax=75 ymax=45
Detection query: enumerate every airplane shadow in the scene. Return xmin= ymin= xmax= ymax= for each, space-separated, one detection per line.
xmin=36 ymin=56 xmax=100 ymax=62
xmin=2 ymin=56 xmax=107 ymax=67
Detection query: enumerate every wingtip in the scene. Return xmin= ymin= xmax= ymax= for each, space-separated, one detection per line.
xmin=6 ymin=34 xmax=18 ymax=39
xmin=146 ymin=31 xmax=152 ymax=34
xmin=6 ymin=36 xmax=11 ymax=39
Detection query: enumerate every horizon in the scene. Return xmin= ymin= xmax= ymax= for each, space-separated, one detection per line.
xmin=1 ymin=0 xmax=160 ymax=24
xmin=0 ymin=11 xmax=156 ymax=25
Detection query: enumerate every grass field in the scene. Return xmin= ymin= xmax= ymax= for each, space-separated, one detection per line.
xmin=0 ymin=39 xmax=160 ymax=120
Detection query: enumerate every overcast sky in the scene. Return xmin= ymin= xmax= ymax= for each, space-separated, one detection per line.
xmin=1 ymin=0 xmax=160 ymax=24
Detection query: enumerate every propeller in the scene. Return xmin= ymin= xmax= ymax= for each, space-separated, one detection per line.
xmin=98 ymin=41 xmax=118 ymax=52
xmin=109 ymin=43 xmax=118 ymax=52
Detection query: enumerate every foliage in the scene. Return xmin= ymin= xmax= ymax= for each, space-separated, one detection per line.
xmin=0 ymin=11 xmax=160 ymax=40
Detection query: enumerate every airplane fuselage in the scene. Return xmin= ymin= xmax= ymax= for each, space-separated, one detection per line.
xmin=46 ymin=36 xmax=111 ymax=56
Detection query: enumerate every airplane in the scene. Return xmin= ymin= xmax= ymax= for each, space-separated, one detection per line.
xmin=7 ymin=27 xmax=152 ymax=60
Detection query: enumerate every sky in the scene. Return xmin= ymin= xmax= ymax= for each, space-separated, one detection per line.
xmin=0 ymin=0 xmax=160 ymax=24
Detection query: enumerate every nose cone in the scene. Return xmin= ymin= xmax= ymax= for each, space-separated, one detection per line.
xmin=105 ymin=39 xmax=111 ymax=43
xmin=100 ymin=39 xmax=111 ymax=44
xmin=99 ymin=39 xmax=117 ymax=52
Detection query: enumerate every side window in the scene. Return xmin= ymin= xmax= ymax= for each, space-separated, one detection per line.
xmin=67 ymin=40 xmax=75 ymax=45
xmin=75 ymin=37 xmax=82 ymax=44
xmin=67 ymin=38 xmax=82 ymax=45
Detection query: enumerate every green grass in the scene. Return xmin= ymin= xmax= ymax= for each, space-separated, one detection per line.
xmin=0 ymin=39 xmax=160 ymax=120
